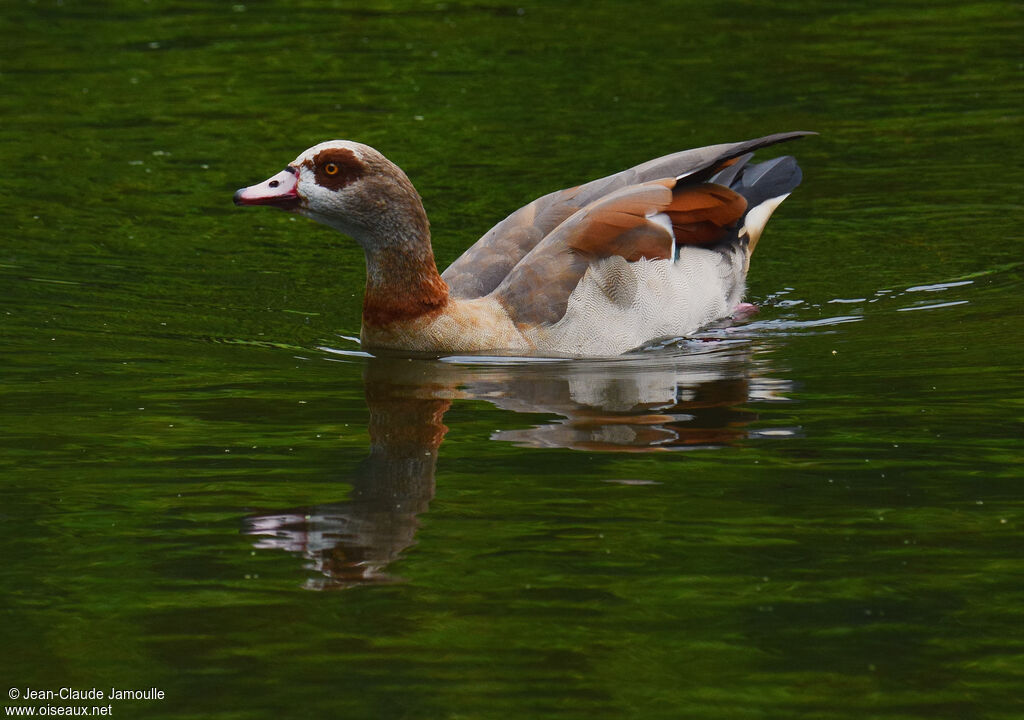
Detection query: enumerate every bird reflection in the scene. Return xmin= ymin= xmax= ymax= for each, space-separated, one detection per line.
xmin=245 ymin=376 xmax=449 ymax=590
xmin=244 ymin=341 xmax=795 ymax=588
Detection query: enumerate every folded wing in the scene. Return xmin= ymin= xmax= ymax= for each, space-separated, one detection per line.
xmin=441 ymin=131 xmax=813 ymax=300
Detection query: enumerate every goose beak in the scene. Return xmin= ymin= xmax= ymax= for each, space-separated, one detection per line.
xmin=233 ymin=167 xmax=301 ymax=209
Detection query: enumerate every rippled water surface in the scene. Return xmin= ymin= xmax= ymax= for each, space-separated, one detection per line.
xmin=2 ymin=1 xmax=1021 ymax=718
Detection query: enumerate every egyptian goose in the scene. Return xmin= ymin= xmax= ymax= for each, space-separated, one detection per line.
xmin=234 ymin=132 xmax=812 ymax=356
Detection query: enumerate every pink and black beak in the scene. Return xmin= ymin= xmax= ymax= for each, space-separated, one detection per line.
xmin=233 ymin=167 xmax=301 ymax=210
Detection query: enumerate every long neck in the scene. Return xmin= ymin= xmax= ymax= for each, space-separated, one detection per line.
xmin=361 ymin=219 xmax=450 ymax=328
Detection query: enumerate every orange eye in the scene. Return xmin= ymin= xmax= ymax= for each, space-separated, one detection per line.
xmin=323 ymin=162 xmax=340 ymax=176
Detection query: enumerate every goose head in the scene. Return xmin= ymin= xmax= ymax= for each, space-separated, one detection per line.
xmin=233 ymin=140 xmax=430 ymax=251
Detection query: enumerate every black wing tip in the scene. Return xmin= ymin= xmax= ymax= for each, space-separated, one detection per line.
xmin=760 ymin=130 xmax=818 ymax=141
xmin=745 ymin=130 xmax=818 ymax=150
xmin=676 ymin=132 xmax=815 ymax=185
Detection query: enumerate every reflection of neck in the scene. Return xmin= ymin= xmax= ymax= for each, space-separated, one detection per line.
xmin=370 ymin=390 xmax=450 ymax=448
xmin=353 ymin=383 xmax=451 ymax=507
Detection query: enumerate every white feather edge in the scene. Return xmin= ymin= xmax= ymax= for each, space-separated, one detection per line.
xmin=740 ymin=193 xmax=791 ymax=246
xmin=645 ymin=210 xmax=676 ymax=258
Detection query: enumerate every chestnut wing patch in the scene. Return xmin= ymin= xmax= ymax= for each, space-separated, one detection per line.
xmin=567 ymin=180 xmax=677 ymax=261
xmin=663 ymin=183 xmax=749 ymax=247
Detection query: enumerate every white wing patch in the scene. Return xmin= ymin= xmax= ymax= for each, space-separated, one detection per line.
xmin=645 ymin=211 xmax=676 ymax=259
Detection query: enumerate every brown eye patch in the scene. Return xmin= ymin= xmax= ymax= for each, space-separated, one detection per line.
xmin=306 ymin=147 xmax=365 ymax=190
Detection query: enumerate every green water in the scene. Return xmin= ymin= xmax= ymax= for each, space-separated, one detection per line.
xmin=2 ymin=1 xmax=1021 ymax=718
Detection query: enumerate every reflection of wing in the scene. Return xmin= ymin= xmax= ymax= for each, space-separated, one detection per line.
xmin=353 ymin=341 xmax=794 ymax=451
xmin=331 ymin=340 xmax=798 ymax=452
xmin=467 ymin=362 xmax=756 ymax=451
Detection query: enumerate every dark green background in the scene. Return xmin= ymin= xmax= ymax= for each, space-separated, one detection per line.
xmin=1 ymin=1 xmax=1021 ymax=718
